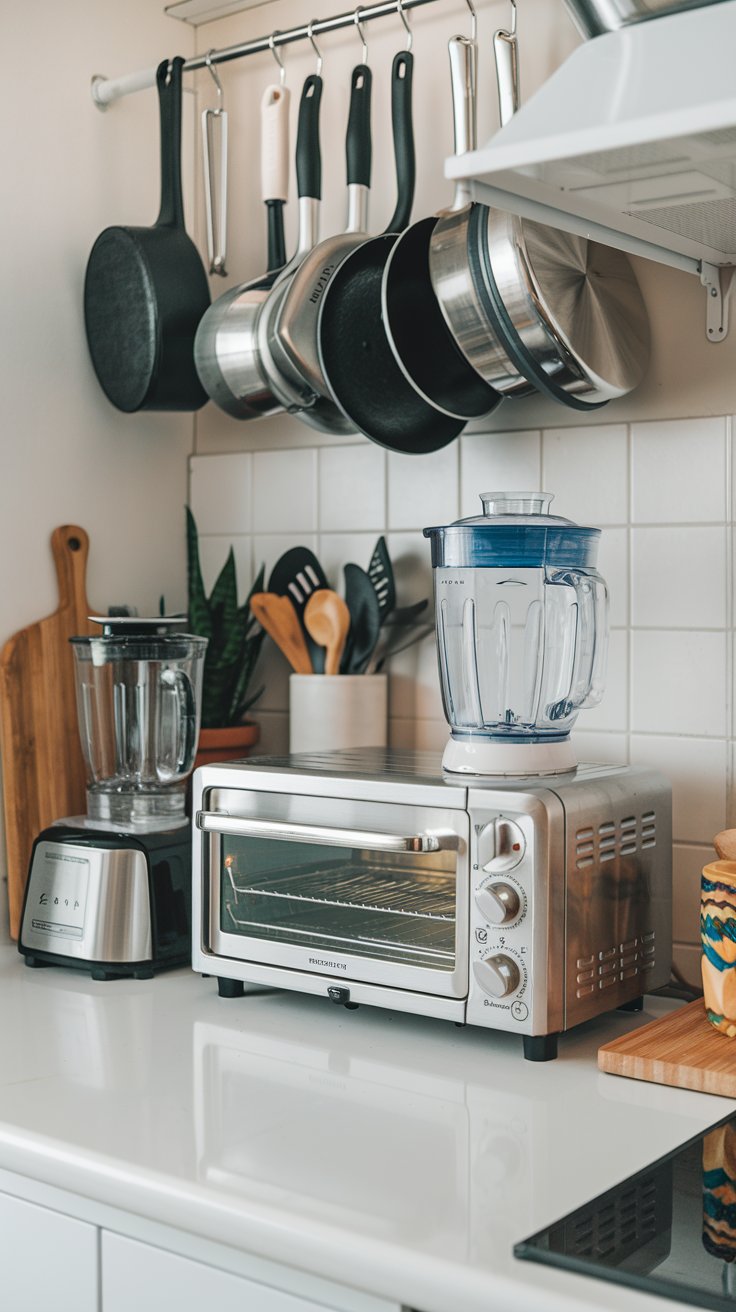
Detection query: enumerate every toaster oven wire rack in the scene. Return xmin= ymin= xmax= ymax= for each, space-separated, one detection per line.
xmin=222 ymin=858 xmax=457 ymax=966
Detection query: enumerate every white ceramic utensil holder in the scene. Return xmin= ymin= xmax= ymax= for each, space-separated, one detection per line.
xmin=289 ymin=674 xmax=388 ymax=754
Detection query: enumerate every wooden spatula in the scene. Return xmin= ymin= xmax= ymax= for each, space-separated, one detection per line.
xmin=250 ymin=593 xmax=313 ymax=674
xmin=304 ymin=590 xmax=351 ymax=676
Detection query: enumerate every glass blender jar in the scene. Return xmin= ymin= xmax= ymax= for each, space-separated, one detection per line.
xmin=424 ymin=493 xmax=608 ymax=774
xmin=70 ymin=617 xmax=208 ymax=827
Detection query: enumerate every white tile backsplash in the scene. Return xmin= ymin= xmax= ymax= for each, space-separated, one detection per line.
xmin=632 ymin=526 xmax=727 ymax=629
xmin=189 ymin=413 xmax=736 ymax=978
xmin=387 ymin=444 xmax=459 ymax=531
xmin=542 ymin=424 xmax=628 ymax=524
xmin=190 ymin=453 xmax=252 ymax=535
xmin=252 ymin=449 xmax=317 ymax=534
xmin=460 ymin=430 xmax=541 ymax=517
xmin=630 ymin=734 xmax=727 ymax=844
xmin=631 ymin=630 xmax=727 ymax=737
xmin=631 ymin=417 xmax=727 ymax=523
xmin=319 ymin=445 xmax=386 ymax=532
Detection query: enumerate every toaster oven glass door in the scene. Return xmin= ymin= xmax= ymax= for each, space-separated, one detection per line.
xmin=199 ymin=794 xmax=469 ymax=998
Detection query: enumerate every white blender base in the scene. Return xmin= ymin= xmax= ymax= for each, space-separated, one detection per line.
xmin=442 ymin=735 xmax=577 ymax=776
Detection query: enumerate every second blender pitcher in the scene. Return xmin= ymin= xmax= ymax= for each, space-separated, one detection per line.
xmin=70 ymin=617 xmax=207 ymax=825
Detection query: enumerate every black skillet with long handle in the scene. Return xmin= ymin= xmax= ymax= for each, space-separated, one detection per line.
xmin=84 ymin=58 xmax=210 ymax=413
xmin=316 ymin=43 xmax=489 ymax=453
xmin=380 ymin=36 xmax=504 ymax=420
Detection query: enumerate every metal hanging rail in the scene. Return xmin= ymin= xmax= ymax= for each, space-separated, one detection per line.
xmin=92 ymin=0 xmax=447 ymax=108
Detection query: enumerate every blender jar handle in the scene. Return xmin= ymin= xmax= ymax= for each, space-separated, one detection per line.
xmin=160 ymin=667 xmax=198 ymax=778
xmin=568 ymin=570 xmax=609 ymax=710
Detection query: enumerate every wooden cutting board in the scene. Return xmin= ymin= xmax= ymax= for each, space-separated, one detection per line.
xmin=599 ymin=999 xmax=736 ymax=1098
xmin=0 ymin=526 xmax=96 ymax=940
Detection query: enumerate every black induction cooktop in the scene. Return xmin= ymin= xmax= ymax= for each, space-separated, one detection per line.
xmin=515 ymin=1113 xmax=736 ymax=1310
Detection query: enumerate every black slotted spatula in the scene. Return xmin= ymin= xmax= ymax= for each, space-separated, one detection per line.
xmin=268 ymin=547 xmax=330 ymax=672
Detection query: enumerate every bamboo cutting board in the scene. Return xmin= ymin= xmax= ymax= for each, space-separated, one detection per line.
xmin=0 ymin=526 xmax=96 ymax=939
xmin=599 ymin=1000 xmax=736 ymax=1098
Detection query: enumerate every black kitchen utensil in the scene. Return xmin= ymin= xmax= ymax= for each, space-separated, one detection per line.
xmin=84 ymin=58 xmax=210 ymax=413
xmin=383 ymin=599 xmax=429 ymax=626
xmin=318 ymin=237 xmax=466 ymax=454
xmin=368 ymin=621 xmax=435 ymax=672
xmin=315 ymin=44 xmax=474 ymax=454
xmin=367 ymin=536 xmax=396 ymax=621
xmin=342 ymin=562 xmax=382 ymax=674
xmin=268 ymin=546 xmax=330 ymax=673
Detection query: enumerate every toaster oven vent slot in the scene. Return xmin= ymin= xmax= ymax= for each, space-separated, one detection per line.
xmin=575 ymin=932 xmax=656 ymax=994
xmin=575 ymin=813 xmax=657 ymax=869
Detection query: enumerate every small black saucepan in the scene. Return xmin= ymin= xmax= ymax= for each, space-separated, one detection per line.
xmin=84 ymin=58 xmax=210 ymax=413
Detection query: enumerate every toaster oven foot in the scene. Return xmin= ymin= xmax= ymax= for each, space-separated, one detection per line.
xmin=617 ymin=995 xmax=644 ymax=1012
xmin=217 ymin=976 xmax=245 ymax=999
xmin=523 ymin=1034 xmax=558 ymax=1062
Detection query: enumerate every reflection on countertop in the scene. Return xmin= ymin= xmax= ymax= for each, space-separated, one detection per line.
xmin=0 ymin=945 xmax=732 ymax=1312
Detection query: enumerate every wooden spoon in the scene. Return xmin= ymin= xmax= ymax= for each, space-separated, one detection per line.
xmin=304 ymin=590 xmax=351 ymax=676
xmin=714 ymin=829 xmax=736 ymax=860
xmin=249 ymin=593 xmax=313 ymax=674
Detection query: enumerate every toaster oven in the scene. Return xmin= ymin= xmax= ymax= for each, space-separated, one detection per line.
xmin=191 ymin=750 xmax=672 ymax=1061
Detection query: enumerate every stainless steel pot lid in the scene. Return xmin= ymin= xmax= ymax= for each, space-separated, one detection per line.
xmin=516 ymin=222 xmax=651 ymax=399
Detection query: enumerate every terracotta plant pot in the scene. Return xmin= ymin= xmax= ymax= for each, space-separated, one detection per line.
xmin=194 ymin=722 xmax=260 ymax=769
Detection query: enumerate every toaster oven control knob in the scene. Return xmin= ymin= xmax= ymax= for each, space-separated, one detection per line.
xmin=474 ymin=954 xmax=521 ymax=999
xmin=477 ymin=819 xmax=526 ymax=872
xmin=476 ymin=881 xmax=521 ymax=925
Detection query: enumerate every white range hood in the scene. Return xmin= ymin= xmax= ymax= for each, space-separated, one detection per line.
xmin=449 ymin=0 xmax=736 ymax=335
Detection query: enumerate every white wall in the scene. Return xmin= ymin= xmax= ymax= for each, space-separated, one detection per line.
xmin=188 ymin=0 xmax=736 ymax=987
xmin=0 ymin=1 xmax=201 ymax=938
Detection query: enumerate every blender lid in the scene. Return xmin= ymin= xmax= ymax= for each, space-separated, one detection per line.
xmin=423 ymin=491 xmax=601 ymax=568
xmin=85 ymin=615 xmax=190 ymax=637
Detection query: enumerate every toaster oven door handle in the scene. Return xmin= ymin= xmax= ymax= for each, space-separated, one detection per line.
xmin=195 ymin=812 xmax=459 ymax=853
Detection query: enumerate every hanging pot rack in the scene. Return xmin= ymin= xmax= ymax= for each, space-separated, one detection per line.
xmin=91 ymin=0 xmax=446 ymax=108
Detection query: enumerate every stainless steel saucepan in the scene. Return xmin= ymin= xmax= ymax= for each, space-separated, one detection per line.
xmin=424 ymin=11 xmax=650 ymax=409
xmin=563 ymin=0 xmax=725 ymax=39
xmin=194 ymin=71 xmax=322 ymax=420
xmin=269 ymin=45 xmax=418 ymax=434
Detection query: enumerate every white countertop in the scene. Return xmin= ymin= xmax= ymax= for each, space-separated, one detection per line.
xmin=0 ymin=944 xmax=732 ymax=1312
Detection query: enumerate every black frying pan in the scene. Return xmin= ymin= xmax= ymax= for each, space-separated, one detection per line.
xmin=318 ymin=235 xmax=466 ymax=454
xmin=84 ymin=58 xmax=210 ymax=413
xmin=317 ymin=51 xmax=468 ymax=453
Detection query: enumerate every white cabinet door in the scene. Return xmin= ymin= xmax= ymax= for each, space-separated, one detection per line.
xmin=102 ymin=1233 xmax=346 ymax=1312
xmin=0 ymin=1187 xmax=99 ymax=1312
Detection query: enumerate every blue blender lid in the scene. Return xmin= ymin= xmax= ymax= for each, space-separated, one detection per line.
xmin=423 ymin=492 xmax=601 ymax=568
